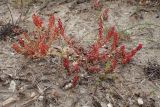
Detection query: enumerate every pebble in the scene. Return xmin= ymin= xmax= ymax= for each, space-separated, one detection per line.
xmin=137 ymin=97 xmax=144 ymax=105
xmin=8 ymin=80 xmax=16 ymax=92
xmin=31 ymin=92 xmax=36 ymax=98
xmin=82 ymin=106 xmax=90 ymax=107
xmin=107 ymin=103 xmax=113 ymax=107
xmin=64 ymin=83 xmax=72 ymax=90
xmin=101 ymin=102 xmax=107 ymax=107
xmin=38 ymin=95 xmax=44 ymax=101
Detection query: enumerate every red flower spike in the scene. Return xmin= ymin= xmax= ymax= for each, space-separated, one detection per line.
xmin=102 ymin=8 xmax=109 ymax=21
xmin=99 ymin=52 xmax=108 ymax=63
xmin=120 ymin=45 xmax=127 ymax=63
xmin=111 ymin=59 xmax=117 ymax=70
xmin=136 ymin=43 xmax=142 ymax=50
xmin=72 ymin=61 xmax=79 ymax=72
xmin=120 ymin=45 xmax=126 ymax=56
xmin=129 ymin=44 xmax=142 ymax=57
xmin=18 ymin=38 xmax=25 ymax=47
xmin=92 ymin=0 xmax=100 ymax=8
xmin=111 ymin=32 xmax=118 ymax=51
xmin=38 ymin=43 xmax=49 ymax=56
xmin=23 ymin=32 xmax=31 ymax=41
xmin=106 ymin=27 xmax=115 ymax=42
xmin=63 ymin=57 xmax=69 ymax=68
xmin=86 ymin=42 xmax=101 ymax=61
xmin=121 ymin=44 xmax=142 ymax=64
xmin=121 ymin=52 xmax=132 ymax=64
xmin=125 ymin=54 xmax=133 ymax=64
xmin=90 ymin=43 xmax=99 ymax=52
xmin=121 ymin=58 xmax=127 ymax=64
xmin=12 ymin=14 xmax=63 ymax=58
xmin=53 ymin=25 xmax=59 ymax=37
xmin=23 ymin=45 xmax=35 ymax=56
xmin=63 ymin=57 xmax=70 ymax=75
xmin=48 ymin=15 xmax=55 ymax=30
xmin=98 ymin=18 xmax=103 ymax=39
xmin=130 ymin=49 xmax=137 ymax=57
xmin=39 ymin=34 xmax=47 ymax=43
xmin=58 ymin=19 xmax=64 ymax=36
xmin=88 ymin=66 xmax=100 ymax=73
xmin=32 ymin=14 xmax=43 ymax=28
xmin=71 ymin=75 xmax=79 ymax=87
xmin=12 ymin=43 xmax=22 ymax=53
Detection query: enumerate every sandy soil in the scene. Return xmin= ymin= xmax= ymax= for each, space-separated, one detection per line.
xmin=0 ymin=0 xmax=160 ymax=107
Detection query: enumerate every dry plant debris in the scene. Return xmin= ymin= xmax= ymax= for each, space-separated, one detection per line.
xmin=0 ymin=23 xmax=25 ymax=41
xmin=144 ymin=61 xmax=160 ymax=80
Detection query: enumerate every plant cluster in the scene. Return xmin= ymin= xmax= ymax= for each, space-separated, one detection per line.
xmin=60 ymin=18 xmax=142 ymax=88
xmin=91 ymin=0 xmax=101 ymax=9
xmin=12 ymin=14 xmax=62 ymax=58
xmin=12 ymin=14 xmax=142 ymax=88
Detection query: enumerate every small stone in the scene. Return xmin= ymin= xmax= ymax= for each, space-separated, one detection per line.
xmin=38 ymin=96 xmax=44 ymax=101
xmin=10 ymin=52 xmax=15 ymax=56
xmin=101 ymin=102 xmax=107 ymax=107
xmin=49 ymin=104 xmax=53 ymax=107
xmin=64 ymin=83 xmax=72 ymax=90
xmin=31 ymin=92 xmax=36 ymax=98
xmin=8 ymin=80 xmax=16 ymax=92
xmin=82 ymin=106 xmax=90 ymax=107
xmin=137 ymin=97 xmax=144 ymax=105
xmin=107 ymin=103 xmax=113 ymax=107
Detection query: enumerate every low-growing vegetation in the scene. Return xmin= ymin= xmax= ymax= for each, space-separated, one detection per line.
xmin=11 ymin=14 xmax=142 ymax=88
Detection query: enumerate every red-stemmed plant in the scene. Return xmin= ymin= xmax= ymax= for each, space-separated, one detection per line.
xmin=12 ymin=14 xmax=61 ymax=58
xmin=59 ymin=17 xmax=142 ymax=87
xmin=11 ymin=14 xmax=142 ymax=88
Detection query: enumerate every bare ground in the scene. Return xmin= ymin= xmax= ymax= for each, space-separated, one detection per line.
xmin=0 ymin=0 xmax=160 ymax=107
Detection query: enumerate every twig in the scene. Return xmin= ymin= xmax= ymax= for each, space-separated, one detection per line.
xmin=21 ymin=95 xmax=39 ymax=107
xmin=6 ymin=3 xmax=14 ymax=24
xmin=21 ymin=0 xmax=23 ymax=8
xmin=15 ymin=4 xmax=31 ymax=25
xmin=121 ymin=23 xmax=160 ymax=33
xmin=1 ymin=95 xmax=19 ymax=107
xmin=36 ymin=0 xmax=49 ymax=13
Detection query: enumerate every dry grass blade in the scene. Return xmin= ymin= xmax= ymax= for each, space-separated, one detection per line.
xmin=1 ymin=95 xmax=19 ymax=107
xmin=21 ymin=95 xmax=39 ymax=107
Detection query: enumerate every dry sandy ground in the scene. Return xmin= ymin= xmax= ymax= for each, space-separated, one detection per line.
xmin=0 ymin=0 xmax=160 ymax=107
